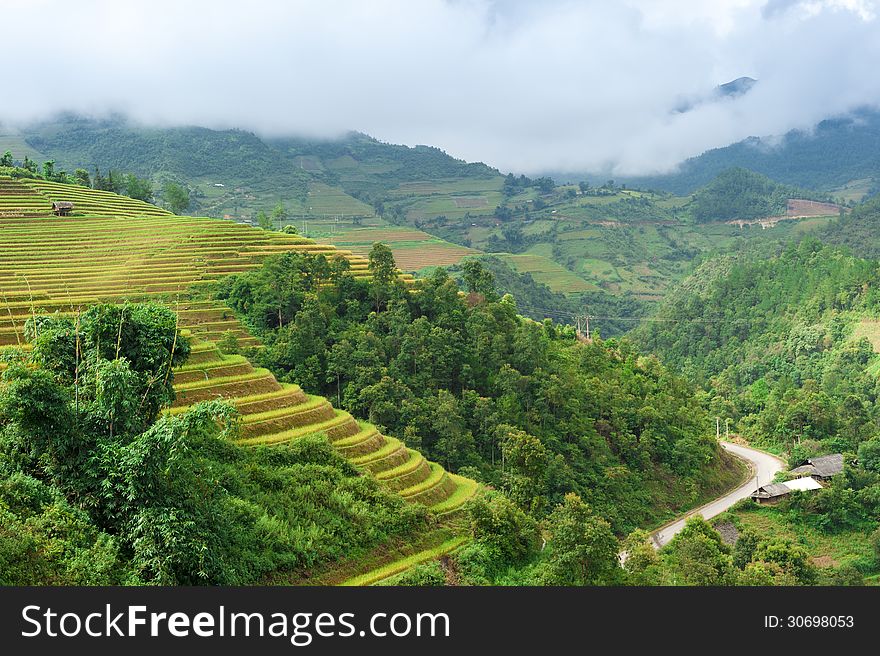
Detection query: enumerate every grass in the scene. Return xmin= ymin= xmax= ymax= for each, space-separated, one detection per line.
xmin=340 ymin=536 xmax=470 ymax=586
xmin=351 ymin=437 xmax=404 ymax=465
xmin=376 ymin=449 xmax=426 ymax=480
xmin=399 ymin=462 xmax=447 ymax=497
xmin=431 ymin=475 xmax=480 ymax=514
xmin=731 ymin=504 xmax=877 ymax=574
xmin=498 ymin=252 xmax=598 ymax=295
xmin=312 ymin=218 xmax=478 ymax=272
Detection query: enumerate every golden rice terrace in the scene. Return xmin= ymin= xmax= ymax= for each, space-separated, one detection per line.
xmin=0 ymin=175 xmax=478 ymax=518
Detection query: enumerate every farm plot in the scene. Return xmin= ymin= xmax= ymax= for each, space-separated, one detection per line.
xmin=498 ymin=253 xmax=597 ymax=295
xmin=316 ymin=223 xmax=479 ymax=272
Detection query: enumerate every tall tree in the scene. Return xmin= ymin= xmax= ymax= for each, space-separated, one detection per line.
xmin=367 ymin=242 xmax=398 ymax=312
xmin=163 ymin=181 xmax=190 ymax=215
xmin=124 ymin=174 xmax=153 ymax=203
xmin=271 ymin=201 xmax=289 ymax=230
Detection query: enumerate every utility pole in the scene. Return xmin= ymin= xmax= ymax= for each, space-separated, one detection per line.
xmin=725 ymin=418 xmax=730 ymax=440
xmin=716 ymin=416 xmax=720 ymax=440
xmin=575 ymin=310 xmax=592 ymax=343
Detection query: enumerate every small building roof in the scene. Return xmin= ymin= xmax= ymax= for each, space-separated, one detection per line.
xmin=789 ymin=464 xmax=816 ymax=477
xmin=52 ymin=201 xmax=74 ymax=208
xmin=782 ymin=477 xmax=823 ymax=492
xmin=751 ymin=477 xmax=822 ymax=500
xmin=808 ymin=454 xmax=844 ymax=477
xmin=752 ymin=483 xmax=792 ymax=499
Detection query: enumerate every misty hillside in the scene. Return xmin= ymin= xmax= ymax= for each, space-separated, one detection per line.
xmin=8 ymin=115 xmax=500 ymax=220
xmin=624 ymin=108 xmax=880 ymax=197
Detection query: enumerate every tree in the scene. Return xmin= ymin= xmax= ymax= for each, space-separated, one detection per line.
xmin=74 ymin=169 xmax=91 ymax=188
xmin=123 ymin=174 xmax=153 ymax=203
xmin=0 ymin=151 xmax=12 ymax=167
xmin=42 ymin=160 xmax=56 ymax=180
xmin=858 ymin=438 xmax=880 ymax=473
xmin=665 ymin=517 xmax=731 ymax=586
xmin=460 ymin=259 xmax=496 ymax=299
xmin=271 ymin=202 xmax=289 ymax=230
xmin=538 ymin=493 xmax=620 ymax=585
xmin=732 ymin=527 xmax=759 ymax=569
xmin=257 ymin=210 xmax=272 ymax=231
xmin=163 ymin=181 xmax=190 ymax=215
xmin=467 ymin=491 xmax=540 ymax=564
xmin=622 ymin=529 xmax=661 ymax=585
xmin=753 ymin=538 xmax=817 ymax=585
xmin=367 ymin=242 xmax=398 ymax=312
xmin=535 ymin=176 xmax=555 ymax=194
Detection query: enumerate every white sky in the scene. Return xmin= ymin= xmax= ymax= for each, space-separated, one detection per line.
xmin=2 ymin=0 xmax=879 ymax=174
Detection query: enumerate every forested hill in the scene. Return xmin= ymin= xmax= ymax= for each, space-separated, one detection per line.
xmin=7 ymin=114 xmax=500 ymax=218
xmin=21 ymin=117 xmax=498 ymax=189
xmin=820 ymin=196 xmax=880 ymax=259
xmin=689 ymin=167 xmax=830 ymax=223
xmin=622 ymin=108 xmax=880 ymax=195
xmin=632 ymin=237 xmax=880 ymax=453
xmin=631 ymin=232 xmax=880 ymax=571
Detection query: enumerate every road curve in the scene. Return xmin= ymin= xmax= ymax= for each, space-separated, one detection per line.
xmin=650 ymin=441 xmax=784 ymax=548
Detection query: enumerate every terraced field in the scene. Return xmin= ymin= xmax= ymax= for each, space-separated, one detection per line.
xmin=0 ymin=176 xmax=479 ymax=548
xmin=309 ymin=221 xmax=480 ymax=272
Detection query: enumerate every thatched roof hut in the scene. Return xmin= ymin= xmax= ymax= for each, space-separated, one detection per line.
xmin=52 ymin=201 xmax=74 ymax=216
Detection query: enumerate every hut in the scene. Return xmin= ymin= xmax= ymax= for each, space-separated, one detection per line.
xmin=789 ymin=454 xmax=844 ymax=481
xmin=52 ymin=201 xmax=74 ymax=216
xmin=750 ymin=476 xmax=822 ymax=504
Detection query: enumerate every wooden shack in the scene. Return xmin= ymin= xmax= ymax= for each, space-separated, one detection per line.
xmin=52 ymin=201 xmax=74 ymax=216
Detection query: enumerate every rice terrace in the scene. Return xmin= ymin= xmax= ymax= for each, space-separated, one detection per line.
xmin=0 ymin=175 xmax=479 ymax=583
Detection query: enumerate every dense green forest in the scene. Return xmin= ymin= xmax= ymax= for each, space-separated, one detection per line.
xmin=822 ymin=196 xmax=880 ymax=259
xmin=0 ymin=304 xmax=426 ymax=585
xmin=215 ymin=247 xmax=741 ymax=535
xmin=632 ymin=230 xmax=880 ymax=582
xmin=689 ymin=167 xmax=829 ymax=223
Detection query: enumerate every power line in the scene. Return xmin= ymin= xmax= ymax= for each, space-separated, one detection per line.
xmin=513 ymin=303 xmax=722 ymax=325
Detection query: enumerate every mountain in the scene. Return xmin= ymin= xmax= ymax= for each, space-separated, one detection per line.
xmin=673 ymin=76 xmax=758 ymax=113
xmin=716 ymin=76 xmax=757 ymax=99
xmin=624 ymin=108 xmax=880 ymax=196
xmin=4 ymin=115 xmax=500 ymax=221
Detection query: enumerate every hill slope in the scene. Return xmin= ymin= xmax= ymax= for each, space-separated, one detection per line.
xmin=10 ymin=115 xmax=501 ymax=224
xmin=0 ymin=176 xmax=478 ymax=526
xmin=624 ymin=109 xmax=880 ymax=196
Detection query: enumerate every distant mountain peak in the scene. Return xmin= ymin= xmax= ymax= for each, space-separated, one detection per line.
xmin=716 ymin=77 xmax=757 ymax=98
xmin=672 ymin=76 xmax=757 ymax=114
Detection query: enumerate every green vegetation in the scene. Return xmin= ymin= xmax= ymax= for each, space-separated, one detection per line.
xmin=635 ymin=238 xmax=880 ymax=454
xmin=218 ymin=251 xmax=740 ymax=535
xmin=629 ymin=197 xmax=880 ymax=583
xmin=8 ymin=117 xmax=880 ymax=587
xmin=690 ymin=167 xmax=828 ymax=223
xmin=0 ymin=303 xmax=426 ymax=584
xmin=623 ymin=109 xmax=880 ymax=197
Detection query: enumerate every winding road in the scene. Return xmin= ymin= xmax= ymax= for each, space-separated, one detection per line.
xmin=650 ymin=441 xmax=784 ymax=548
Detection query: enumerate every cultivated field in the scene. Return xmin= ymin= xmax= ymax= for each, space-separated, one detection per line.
xmin=498 ymin=252 xmax=598 ymax=295
xmin=310 ymin=221 xmax=479 ymax=272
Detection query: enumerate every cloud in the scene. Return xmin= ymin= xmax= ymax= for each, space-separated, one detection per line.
xmin=1 ymin=0 xmax=879 ymax=175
